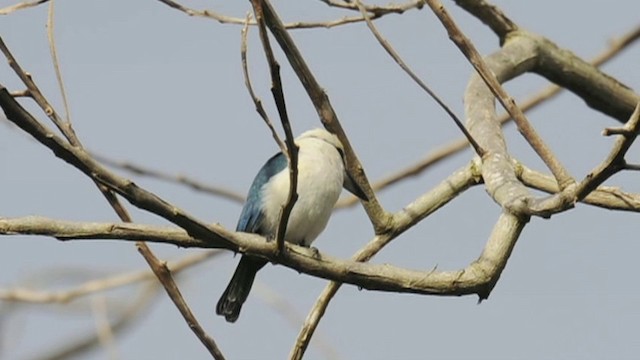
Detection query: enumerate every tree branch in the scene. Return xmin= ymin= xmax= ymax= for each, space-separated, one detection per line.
xmin=425 ymin=0 xmax=573 ymax=189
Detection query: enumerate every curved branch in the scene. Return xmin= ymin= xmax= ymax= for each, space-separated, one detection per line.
xmin=0 ymin=208 xmax=523 ymax=298
xmin=454 ymin=0 xmax=518 ymax=42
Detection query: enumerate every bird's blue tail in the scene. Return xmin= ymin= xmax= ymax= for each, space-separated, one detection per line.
xmin=216 ymin=255 xmax=266 ymax=323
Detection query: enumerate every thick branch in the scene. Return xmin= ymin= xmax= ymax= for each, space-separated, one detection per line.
xmin=0 ymin=214 xmax=518 ymax=297
xmin=534 ymin=34 xmax=639 ymax=122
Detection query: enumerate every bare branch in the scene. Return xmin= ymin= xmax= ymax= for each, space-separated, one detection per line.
xmin=575 ymin=102 xmax=640 ymax=200
xmin=94 ymin=153 xmax=245 ymax=203
xmin=457 ymin=1 xmax=640 ymax=123
xmin=424 ymin=0 xmax=573 ymax=189
xmin=0 ymin=195 xmax=527 ymax=299
xmin=352 ymin=0 xmax=484 ymax=157
xmin=137 ymin=244 xmax=226 ymax=359
xmin=156 ymin=0 xmax=424 ymax=30
xmin=240 ymin=14 xmax=286 ymax=154
xmin=0 ymin=36 xmax=79 ymax=145
xmin=46 ymin=0 xmax=73 ymax=124
xmin=517 ymin=163 xmax=640 ymax=212
xmin=0 ymin=0 xmax=49 ymax=15
xmin=454 ymin=0 xmax=518 ymax=41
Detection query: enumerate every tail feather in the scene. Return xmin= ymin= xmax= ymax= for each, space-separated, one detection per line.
xmin=216 ymin=256 xmax=266 ymax=323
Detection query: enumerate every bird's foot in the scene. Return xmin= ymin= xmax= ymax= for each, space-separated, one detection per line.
xmin=309 ymin=246 xmax=321 ymax=259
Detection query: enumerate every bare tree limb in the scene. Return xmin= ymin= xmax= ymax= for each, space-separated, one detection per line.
xmin=453 ymin=0 xmax=518 ymax=42
xmin=352 ymin=0 xmax=484 ymax=156
xmin=0 ymin=193 xmax=529 ymax=299
xmin=575 ymin=103 xmax=640 ymax=200
xmin=240 ymin=14 xmax=286 ymax=155
xmin=137 ymin=244 xmax=226 ymax=359
xmin=0 ymin=0 xmax=49 ymax=15
xmin=455 ymin=1 xmax=640 ymax=123
xmin=424 ymin=0 xmax=573 ymax=189
xmin=94 ymin=153 xmax=245 ymax=203
xmin=516 ymin=163 xmax=640 ymax=212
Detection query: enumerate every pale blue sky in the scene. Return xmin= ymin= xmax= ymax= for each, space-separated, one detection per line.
xmin=1 ymin=1 xmax=639 ymax=359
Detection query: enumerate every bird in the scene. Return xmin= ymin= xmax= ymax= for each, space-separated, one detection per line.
xmin=216 ymin=128 xmax=368 ymax=323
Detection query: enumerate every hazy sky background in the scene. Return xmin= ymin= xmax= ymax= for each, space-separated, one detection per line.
xmin=1 ymin=1 xmax=639 ymax=359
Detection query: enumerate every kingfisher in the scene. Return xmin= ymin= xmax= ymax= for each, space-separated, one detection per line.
xmin=216 ymin=128 xmax=368 ymax=322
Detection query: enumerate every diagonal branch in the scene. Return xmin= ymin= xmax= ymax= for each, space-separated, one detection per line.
xmin=424 ymin=0 xmax=573 ymax=189
xmin=137 ymin=245 xmax=226 ymax=359
xmin=0 ymin=0 xmax=49 ymax=15
xmin=240 ymin=14 xmax=286 ymax=154
xmin=353 ymin=0 xmax=484 ymax=156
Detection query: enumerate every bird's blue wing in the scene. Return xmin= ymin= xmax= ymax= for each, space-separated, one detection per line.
xmin=236 ymin=151 xmax=288 ymax=234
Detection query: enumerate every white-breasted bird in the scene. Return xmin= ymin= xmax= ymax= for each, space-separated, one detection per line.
xmin=216 ymin=128 xmax=368 ymax=323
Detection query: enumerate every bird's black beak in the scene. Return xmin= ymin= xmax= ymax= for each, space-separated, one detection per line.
xmin=344 ymin=172 xmax=369 ymax=201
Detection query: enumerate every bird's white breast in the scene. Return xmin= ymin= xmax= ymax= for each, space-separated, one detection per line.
xmin=260 ymin=138 xmax=344 ymax=246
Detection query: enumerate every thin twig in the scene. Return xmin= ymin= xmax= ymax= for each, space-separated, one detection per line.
xmin=250 ymin=0 xmax=299 ymax=253
xmin=240 ymin=13 xmax=286 ymax=154
xmin=353 ymin=0 xmax=484 ymax=156
xmin=516 ymin=163 xmax=640 ymax=212
xmin=575 ymin=102 xmax=640 ymax=200
xmin=156 ymin=0 xmax=423 ymax=30
xmin=47 ymin=0 xmax=73 ymax=124
xmin=93 ymin=152 xmax=245 ymax=203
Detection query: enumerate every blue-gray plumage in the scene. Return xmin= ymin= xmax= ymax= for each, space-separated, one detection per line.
xmin=216 ymin=128 xmax=368 ymax=323
xmin=235 ymin=152 xmax=287 ymax=234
